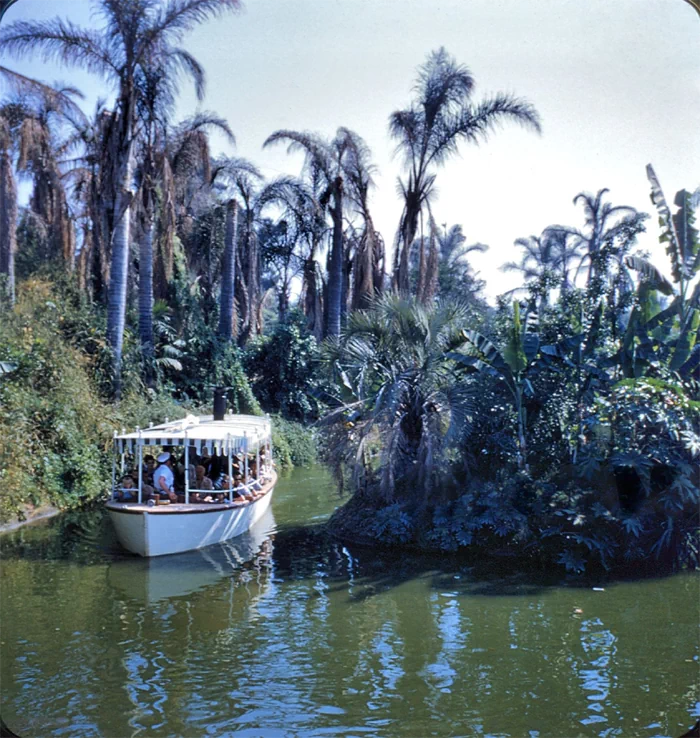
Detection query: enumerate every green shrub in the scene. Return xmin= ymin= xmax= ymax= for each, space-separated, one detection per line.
xmin=271 ymin=416 xmax=317 ymax=468
xmin=243 ymin=311 xmax=327 ymax=422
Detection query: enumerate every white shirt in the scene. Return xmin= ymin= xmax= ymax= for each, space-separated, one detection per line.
xmin=153 ymin=464 xmax=174 ymax=493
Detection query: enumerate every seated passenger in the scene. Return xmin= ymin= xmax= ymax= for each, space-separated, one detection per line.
xmin=233 ymin=475 xmax=254 ymax=501
xmin=143 ymin=454 xmax=156 ymax=483
xmin=116 ymin=475 xmax=136 ymax=502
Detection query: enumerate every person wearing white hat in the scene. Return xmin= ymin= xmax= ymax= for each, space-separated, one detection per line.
xmin=152 ymin=452 xmax=177 ymax=502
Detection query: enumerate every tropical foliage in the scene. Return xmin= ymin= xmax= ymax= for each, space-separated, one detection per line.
xmin=1 ymin=0 xmax=696 ymax=576
xmin=326 ymin=170 xmax=700 ymax=574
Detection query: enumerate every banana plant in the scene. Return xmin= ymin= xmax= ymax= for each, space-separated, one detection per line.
xmin=621 ymin=165 xmax=700 ymax=378
xmin=539 ymin=302 xmax=606 ymax=460
xmin=449 ymin=300 xmax=539 ymax=471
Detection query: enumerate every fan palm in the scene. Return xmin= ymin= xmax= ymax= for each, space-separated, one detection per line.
xmin=323 ymin=295 xmax=474 ymax=501
xmin=389 ymin=47 xmax=541 ymax=293
xmin=0 ymin=0 xmax=241 ymax=395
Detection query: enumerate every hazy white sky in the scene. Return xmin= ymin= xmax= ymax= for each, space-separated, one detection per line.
xmin=4 ymin=0 xmax=699 ymax=299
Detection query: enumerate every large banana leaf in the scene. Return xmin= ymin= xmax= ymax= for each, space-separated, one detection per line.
xmin=646 ymin=165 xmax=700 ymax=286
xmin=460 ymin=329 xmax=510 ymax=376
xmin=673 ymin=188 xmax=700 ymax=278
xmin=669 ymin=308 xmax=700 ymax=372
xmin=647 ymin=164 xmax=683 ymax=284
xmin=625 ymin=255 xmax=674 ymax=295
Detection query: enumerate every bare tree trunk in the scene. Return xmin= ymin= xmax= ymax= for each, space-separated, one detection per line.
xmin=139 ymin=212 xmax=155 ymax=388
xmin=0 ymin=144 xmax=17 ymax=306
xmin=218 ymin=199 xmax=238 ymax=340
xmin=106 ymin=145 xmax=134 ymax=399
xmin=326 ymin=178 xmax=344 ymax=337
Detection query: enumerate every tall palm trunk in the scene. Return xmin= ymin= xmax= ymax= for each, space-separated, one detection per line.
xmin=106 ymin=145 xmax=134 ymax=399
xmin=395 ymin=199 xmax=419 ymax=294
xmin=326 ymin=178 xmax=344 ymax=337
xmin=239 ymin=208 xmax=259 ymax=345
xmin=303 ymin=238 xmax=323 ymax=340
xmin=139 ymin=210 xmax=155 ymax=388
xmin=0 ymin=140 xmax=17 ymax=306
xmin=415 ymin=236 xmax=427 ymax=301
xmin=218 ymin=199 xmax=238 ymax=339
xmin=351 ymin=227 xmax=375 ymax=310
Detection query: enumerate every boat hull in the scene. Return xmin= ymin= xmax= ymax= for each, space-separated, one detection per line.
xmin=106 ymin=475 xmax=276 ymax=557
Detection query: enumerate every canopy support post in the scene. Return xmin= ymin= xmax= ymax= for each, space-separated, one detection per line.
xmin=244 ymin=431 xmax=249 ymax=487
xmin=185 ymin=431 xmax=189 ymax=505
xmin=228 ymin=436 xmax=233 ymax=503
xmin=111 ymin=432 xmax=117 ymax=500
xmin=137 ymin=428 xmax=143 ymax=504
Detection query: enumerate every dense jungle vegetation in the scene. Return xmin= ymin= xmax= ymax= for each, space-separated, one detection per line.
xmin=0 ymin=0 xmax=697 ymax=574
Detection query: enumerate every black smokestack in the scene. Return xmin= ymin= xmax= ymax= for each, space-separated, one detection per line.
xmin=213 ymin=387 xmax=227 ymax=421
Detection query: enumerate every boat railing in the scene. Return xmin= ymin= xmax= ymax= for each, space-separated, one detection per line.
xmin=110 ymin=470 xmax=273 ymax=503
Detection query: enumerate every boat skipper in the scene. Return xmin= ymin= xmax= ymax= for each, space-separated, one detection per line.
xmin=153 ymin=452 xmax=178 ymax=503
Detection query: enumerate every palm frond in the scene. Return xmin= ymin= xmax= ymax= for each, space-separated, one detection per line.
xmin=0 ymin=19 xmax=118 ymax=79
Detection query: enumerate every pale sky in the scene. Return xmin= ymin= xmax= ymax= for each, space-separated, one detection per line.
xmin=3 ymin=0 xmax=699 ymax=300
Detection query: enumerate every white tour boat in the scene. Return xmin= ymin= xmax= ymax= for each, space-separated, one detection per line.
xmin=106 ymin=412 xmax=276 ymax=557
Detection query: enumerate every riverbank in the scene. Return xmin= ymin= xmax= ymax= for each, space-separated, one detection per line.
xmin=0 ymin=504 xmax=61 ymax=535
xmin=325 ymin=476 xmax=700 ymax=577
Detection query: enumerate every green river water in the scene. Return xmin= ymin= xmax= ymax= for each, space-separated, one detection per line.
xmin=1 ymin=465 xmax=698 ymax=738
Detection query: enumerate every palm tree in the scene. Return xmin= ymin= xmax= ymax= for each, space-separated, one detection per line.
xmin=212 ymin=156 xmax=264 ymax=345
xmin=63 ymin=100 xmax=117 ymax=300
xmin=264 ymin=127 xmax=376 ymax=336
xmin=543 ymin=226 xmax=581 ymax=292
xmin=14 ymin=86 xmax=81 ymax=271
xmin=0 ymin=0 xmax=241 ymax=396
xmin=435 ymin=223 xmax=488 ymax=303
xmin=501 ymin=233 xmax=559 ymax=308
xmin=323 ymin=295 xmax=474 ymax=501
xmin=552 ymin=188 xmax=643 ymax=286
xmin=389 ymin=47 xmax=541 ymax=293
xmin=264 ymin=129 xmax=347 ymax=337
xmin=338 ymin=128 xmax=383 ymax=311
xmin=257 ymin=175 xmax=326 ymax=338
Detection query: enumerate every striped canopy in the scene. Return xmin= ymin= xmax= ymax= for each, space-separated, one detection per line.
xmin=114 ymin=414 xmax=271 ymax=456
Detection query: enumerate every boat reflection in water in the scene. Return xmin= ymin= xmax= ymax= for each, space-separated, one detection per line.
xmin=107 ymin=507 xmax=276 ymax=604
